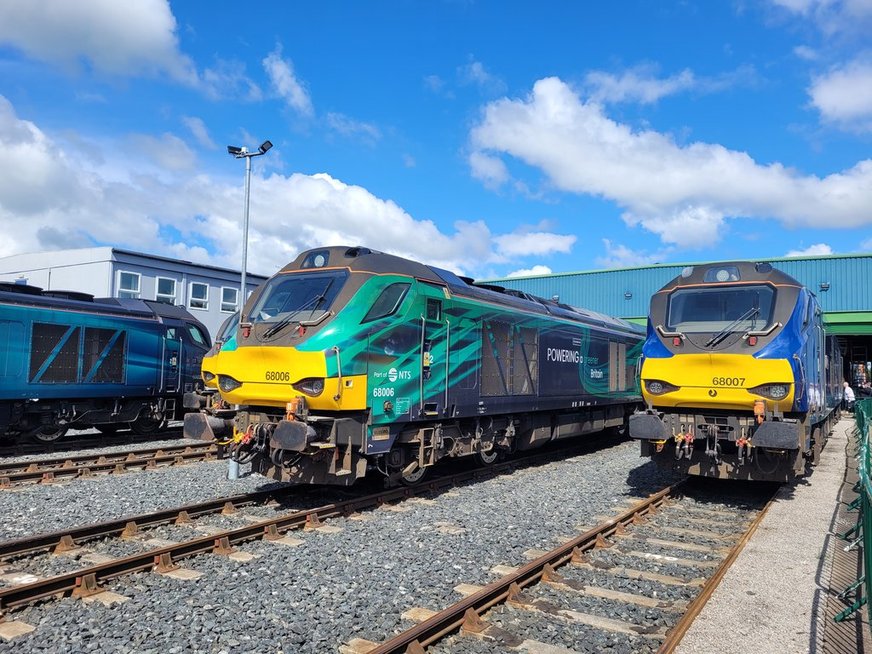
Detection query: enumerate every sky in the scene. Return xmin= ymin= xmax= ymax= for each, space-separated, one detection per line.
xmin=0 ymin=0 xmax=870 ymax=281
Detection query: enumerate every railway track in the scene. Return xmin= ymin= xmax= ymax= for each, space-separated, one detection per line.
xmin=0 ymin=427 xmax=186 ymax=458
xmin=346 ymin=479 xmax=778 ymax=654
xmin=0 ymin=442 xmax=221 ymax=488
xmin=0 ymin=435 xmax=625 ymax=620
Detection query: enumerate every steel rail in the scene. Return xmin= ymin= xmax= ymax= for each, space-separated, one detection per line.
xmin=655 ymin=485 xmax=779 ymax=653
xmin=0 ymin=435 xmax=626 ymax=614
xmin=0 ymin=485 xmax=429 ymax=611
xmin=368 ymin=480 xmax=684 ymax=654
xmin=0 ymin=435 xmax=615 ymax=561
xmin=0 ymin=424 xmax=182 ymax=456
xmin=0 ymin=443 xmax=220 ymax=487
xmin=0 ymin=429 xmax=186 ymax=458
xmin=0 ymin=442 xmax=216 ymax=474
xmin=0 ymin=485 xmax=301 ymax=560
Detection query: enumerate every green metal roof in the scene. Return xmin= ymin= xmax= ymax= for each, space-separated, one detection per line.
xmin=486 ymin=253 xmax=872 ymax=334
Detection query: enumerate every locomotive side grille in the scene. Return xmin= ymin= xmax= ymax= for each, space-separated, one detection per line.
xmin=481 ymin=320 xmax=511 ymax=396
xmin=30 ymin=323 xmax=80 ymax=383
xmin=83 ymin=328 xmax=126 ymax=383
xmin=481 ymin=321 xmax=539 ymax=397
xmin=512 ymin=326 xmax=538 ymax=396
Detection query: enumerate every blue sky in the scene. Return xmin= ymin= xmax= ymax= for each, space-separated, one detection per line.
xmin=0 ymin=0 xmax=870 ymax=280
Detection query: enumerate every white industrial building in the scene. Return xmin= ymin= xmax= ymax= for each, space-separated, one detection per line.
xmin=0 ymin=247 xmax=268 ymax=338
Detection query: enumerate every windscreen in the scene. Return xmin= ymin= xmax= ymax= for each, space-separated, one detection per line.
xmin=216 ymin=311 xmax=239 ymax=341
xmin=666 ymin=285 xmax=775 ymax=333
xmin=250 ymin=270 xmax=347 ymax=324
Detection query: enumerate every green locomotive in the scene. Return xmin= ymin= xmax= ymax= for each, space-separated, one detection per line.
xmin=184 ymin=246 xmax=644 ymax=485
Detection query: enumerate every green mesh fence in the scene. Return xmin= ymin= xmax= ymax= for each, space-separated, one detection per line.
xmin=837 ymin=399 xmax=872 ymax=622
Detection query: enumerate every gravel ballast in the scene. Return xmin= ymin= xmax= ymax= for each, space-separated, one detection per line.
xmin=0 ymin=437 xmax=680 ymax=652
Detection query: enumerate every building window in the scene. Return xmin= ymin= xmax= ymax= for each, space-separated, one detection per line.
xmin=156 ymin=277 xmax=177 ymax=304
xmin=118 ymin=271 xmax=141 ymax=299
xmin=221 ymin=287 xmax=239 ymax=313
xmin=189 ymin=282 xmax=209 ymax=310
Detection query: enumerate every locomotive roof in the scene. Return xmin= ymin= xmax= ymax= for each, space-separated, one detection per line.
xmin=0 ymin=282 xmax=207 ymax=327
xmin=658 ymin=261 xmax=803 ymax=292
xmin=283 ymin=246 xmax=643 ymax=336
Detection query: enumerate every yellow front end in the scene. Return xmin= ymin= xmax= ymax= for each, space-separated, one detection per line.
xmin=200 ymin=351 xmax=219 ymax=389
xmin=213 ymin=346 xmax=367 ymax=411
xmin=642 ymin=353 xmax=795 ymax=412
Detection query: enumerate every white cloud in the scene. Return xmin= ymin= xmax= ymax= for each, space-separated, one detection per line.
xmin=582 ymin=64 xmax=756 ymax=105
xmin=0 ymin=0 xmax=196 ymax=83
xmin=770 ymin=0 xmax=872 ymax=36
xmin=585 ymin=66 xmax=696 ymax=104
xmin=595 ymin=239 xmax=670 ymax=269
xmin=507 ymin=265 xmax=553 ymax=278
xmin=809 ymin=59 xmax=872 ymax=131
xmin=326 ymin=113 xmax=381 ymax=143
xmin=784 ymin=243 xmax=833 ymax=256
xmin=793 ymin=45 xmax=819 ymax=60
xmin=424 ymin=75 xmax=447 ymax=94
xmin=493 ymin=231 xmax=576 ymax=258
xmin=128 ymin=133 xmax=197 ymax=172
xmin=263 ymin=46 xmax=314 ymax=117
xmin=469 ymin=77 xmax=872 ymax=249
xmin=468 ymin=151 xmax=510 ymax=189
xmin=0 ymin=1 xmax=266 ymax=100
xmin=200 ymin=60 xmax=263 ymax=102
xmin=182 ymin=116 xmax=217 ymax=150
xmin=0 ymin=95 xmax=571 ymax=279
xmin=458 ymin=59 xmax=507 ymax=95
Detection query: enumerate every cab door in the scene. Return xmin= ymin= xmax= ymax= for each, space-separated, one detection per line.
xmin=160 ymin=326 xmax=182 ymax=393
xmin=417 ymin=282 xmax=450 ymax=418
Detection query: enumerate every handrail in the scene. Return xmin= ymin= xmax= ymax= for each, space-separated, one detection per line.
xmin=332 ymin=346 xmax=342 ymax=402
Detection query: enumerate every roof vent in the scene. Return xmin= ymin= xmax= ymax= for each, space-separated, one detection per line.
xmin=344 ymin=247 xmax=372 ymax=258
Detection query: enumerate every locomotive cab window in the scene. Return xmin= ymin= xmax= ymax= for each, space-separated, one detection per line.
xmin=187 ymin=324 xmax=208 ymax=346
xmin=667 ymin=285 xmax=775 ymax=333
xmin=251 ymin=270 xmax=348 ymax=324
xmin=426 ymin=298 xmax=442 ymax=321
xmin=362 ymin=283 xmax=410 ymax=323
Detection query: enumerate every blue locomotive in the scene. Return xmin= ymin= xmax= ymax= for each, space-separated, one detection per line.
xmin=0 ymin=282 xmax=211 ymax=442
xmin=629 ymin=261 xmax=842 ymax=481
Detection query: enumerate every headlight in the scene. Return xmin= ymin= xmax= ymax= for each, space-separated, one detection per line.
xmin=749 ymin=383 xmax=790 ymax=400
xmin=202 ymin=371 xmax=215 ymax=382
xmin=293 ymin=377 xmax=325 ymax=397
xmin=218 ymin=375 xmax=243 ymax=392
xmin=645 ymin=380 xmax=679 ymax=395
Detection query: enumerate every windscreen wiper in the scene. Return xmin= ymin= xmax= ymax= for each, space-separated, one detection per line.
xmin=705 ymin=306 xmax=759 ymax=348
xmin=262 ymin=279 xmax=335 ymax=339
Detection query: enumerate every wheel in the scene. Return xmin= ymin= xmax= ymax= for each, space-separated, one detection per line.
xmin=129 ymin=414 xmax=165 ymax=435
xmin=29 ymin=424 xmax=69 ymax=443
xmin=400 ymin=463 xmax=429 ymax=486
xmin=474 ymin=446 xmax=499 ymax=466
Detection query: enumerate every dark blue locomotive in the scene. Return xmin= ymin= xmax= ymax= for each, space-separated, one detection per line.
xmin=0 ymin=282 xmax=211 ymax=442
xmin=629 ymin=261 xmax=842 ymax=481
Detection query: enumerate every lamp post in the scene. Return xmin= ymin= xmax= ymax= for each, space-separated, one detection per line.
xmin=226 ymin=139 xmax=272 ymax=479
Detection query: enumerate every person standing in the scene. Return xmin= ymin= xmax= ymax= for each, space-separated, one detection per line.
xmin=843 ymin=381 xmax=856 ymax=412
